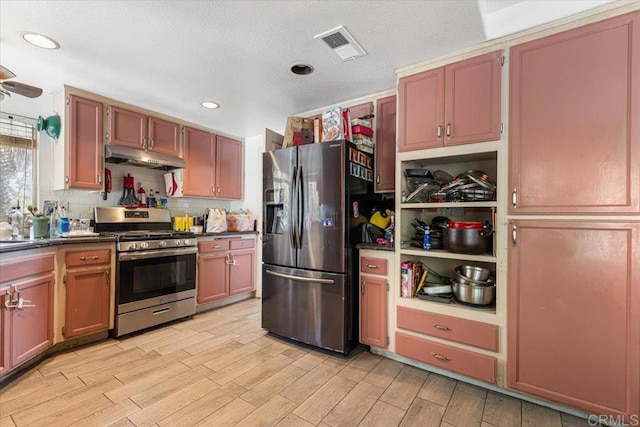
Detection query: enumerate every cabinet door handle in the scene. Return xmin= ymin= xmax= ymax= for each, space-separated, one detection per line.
xmin=512 ymin=224 xmax=517 ymax=246
xmin=512 ymin=188 xmax=517 ymax=208
xmin=361 ymin=282 xmax=365 ymax=295
xmin=366 ymin=264 xmax=379 ymax=269
xmin=216 ymin=186 xmax=221 ymax=194
xmin=432 ymin=324 xmax=451 ymax=331
xmin=436 ymin=125 xmax=443 ymax=139
xmin=376 ymin=174 xmax=380 ymax=184
xmin=446 ymin=123 xmax=451 ymax=140
xmin=149 ymin=138 xmax=154 ymax=149
xmin=212 ymin=186 xmax=215 ymax=194
xmin=431 ymin=352 xmax=450 ymax=361
xmin=97 ymin=173 xmax=102 ymax=184
xmin=105 ymin=270 xmax=109 ymax=286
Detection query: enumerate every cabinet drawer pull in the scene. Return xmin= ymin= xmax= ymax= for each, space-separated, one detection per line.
xmin=365 ymin=264 xmax=379 ymax=269
xmin=432 ymin=324 xmax=451 ymax=331
xmin=241 ymin=242 xmax=247 ymax=246
xmin=79 ymin=256 xmax=100 ymax=261
xmin=431 ymin=352 xmax=450 ymax=362
xmin=212 ymin=245 xmax=221 ymax=249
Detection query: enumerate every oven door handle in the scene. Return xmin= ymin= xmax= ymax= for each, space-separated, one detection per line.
xmin=118 ymin=247 xmax=197 ymax=261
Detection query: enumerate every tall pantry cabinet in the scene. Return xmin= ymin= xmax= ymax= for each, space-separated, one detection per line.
xmin=507 ymin=11 xmax=640 ymax=420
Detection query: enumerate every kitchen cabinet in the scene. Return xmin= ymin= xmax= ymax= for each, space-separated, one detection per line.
xmin=197 ymin=237 xmax=255 ymax=303
xmin=52 ymin=92 xmax=104 ymax=190
xmin=396 ymin=332 xmax=497 ymax=384
xmin=215 ymin=135 xmax=243 ymax=200
xmin=397 ymin=148 xmax=499 ymax=317
xmin=507 ymin=220 xmax=639 ymax=419
xmin=509 ymin=11 xmax=640 ymax=215
xmin=107 ymin=106 xmax=180 ymax=156
xmin=183 ymin=127 xmax=243 ymax=200
xmin=0 ymin=252 xmax=55 ymax=377
xmin=347 ymin=102 xmax=372 ymax=121
xmin=63 ymin=249 xmax=111 ymax=338
xmin=359 ymin=251 xmax=392 ymax=349
xmin=375 ymin=95 xmax=396 ymax=192
xmin=398 ymin=50 xmax=502 ymax=152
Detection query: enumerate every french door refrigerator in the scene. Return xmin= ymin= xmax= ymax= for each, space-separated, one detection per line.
xmin=262 ymin=140 xmax=370 ymax=354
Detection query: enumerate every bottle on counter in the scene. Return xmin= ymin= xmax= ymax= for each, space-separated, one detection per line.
xmin=49 ymin=202 xmax=59 ymax=237
xmin=137 ymin=183 xmax=147 ymax=207
xmin=155 ymin=191 xmax=161 ymax=208
xmin=147 ymin=189 xmax=156 ymax=210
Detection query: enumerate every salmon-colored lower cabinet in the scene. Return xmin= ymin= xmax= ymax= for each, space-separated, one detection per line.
xmin=396 ymin=332 xmax=497 ymax=384
xmin=1 ymin=253 xmax=55 ymax=377
xmin=360 ymin=275 xmax=387 ymax=348
xmin=2 ymin=274 xmax=55 ymax=375
xmin=508 ymin=221 xmax=640 ymax=419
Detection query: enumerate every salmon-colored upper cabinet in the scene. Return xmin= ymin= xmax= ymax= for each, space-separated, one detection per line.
xmin=375 ymin=95 xmax=396 ymax=192
xmin=108 ymin=106 xmax=180 ymax=157
xmin=215 ymin=135 xmax=243 ymax=200
xmin=108 ymin=106 xmax=146 ymax=149
xmin=67 ymin=95 xmax=104 ymax=190
xmin=398 ymin=68 xmax=444 ymax=151
xmin=183 ymin=128 xmax=243 ymax=200
xmin=509 ymin=12 xmax=640 ymax=215
xmin=148 ymin=117 xmax=180 ymax=156
xmin=398 ymin=50 xmax=502 ymax=152
xmin=507 ymin=220 xmax=639 ymax=419
xmin=183 ymin=126 xmax=215 ymax=197
xmin=347 ymin=102 xmax=373 ymax=120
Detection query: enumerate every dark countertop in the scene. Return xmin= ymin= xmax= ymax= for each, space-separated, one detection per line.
xmin=195 ymin=231 xmax=259 ymax=237
xmin=356 ymin=243 xmax=395 ymax=252
xmin=0 ymin=236 xmax=117 ymax=254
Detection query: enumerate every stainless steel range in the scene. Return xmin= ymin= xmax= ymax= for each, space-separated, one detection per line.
xmin=94 ymin=207 xmax=197 ymax=337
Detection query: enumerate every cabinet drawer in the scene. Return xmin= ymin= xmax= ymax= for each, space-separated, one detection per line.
xmin=198 ymin=240 xmax=230 ymax=253
xmin=1 ymin=253 xmax=55 ymax=283
xmin=397 ymin=307 xmax=498 ymax=352
xmin=66 ymin=249 xmax=111 ymax=268
xmin=360 ymin=257 xmax=388 ymax=275
xmin=230 ymin=239 xmax=255 ymax=250
xmin=396 ymin=332 xmax=497 ymax=384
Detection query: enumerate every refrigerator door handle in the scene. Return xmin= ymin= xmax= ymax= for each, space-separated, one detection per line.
xmin=265 ymin=269 xmax=334 ymax=284
xmin=297 ymin=165 xmax=304 ymax=249
xmin=291 ymin=165 xmax=298 ymax=249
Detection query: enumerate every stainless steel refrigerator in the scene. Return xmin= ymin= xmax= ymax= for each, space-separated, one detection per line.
xmin=262 ymin=140 xmax=371 ymax=354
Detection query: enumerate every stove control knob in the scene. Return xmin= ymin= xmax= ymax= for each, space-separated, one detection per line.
xmin=175 ymin=240 xmax=183 ymax=246
xmin=129 ymin=243 xmax=137 ymax=250
xmin=140 ymin=242 xmax=149 ymax=249
xmin=159 ymin=240 xmax=167 ymax=248
xmin=183 ymin=239 xmax=191 ymax=246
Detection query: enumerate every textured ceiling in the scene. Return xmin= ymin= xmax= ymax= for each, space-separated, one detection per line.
xmin=0 ymin=0 xmax=619 ymax=139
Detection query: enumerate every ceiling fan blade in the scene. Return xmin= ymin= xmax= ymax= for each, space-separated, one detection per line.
xmin=0 ymin=65 xmax=17 ymax=80
xmin=1 ymin=81 xmax=43 ymax=98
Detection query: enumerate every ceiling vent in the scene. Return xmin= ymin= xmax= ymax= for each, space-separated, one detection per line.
xmin=314 ymin=26 xmax=367 ymax=62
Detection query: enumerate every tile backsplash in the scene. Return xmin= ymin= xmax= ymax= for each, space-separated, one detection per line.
xmin=42 ymin=163 xmax=233 ymax=221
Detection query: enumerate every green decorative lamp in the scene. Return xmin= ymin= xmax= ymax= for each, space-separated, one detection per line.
xmin=37 ymin=114 xmax=61 ymax=140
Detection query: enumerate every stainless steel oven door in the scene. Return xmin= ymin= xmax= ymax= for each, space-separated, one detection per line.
xmin=117 ymin=247 xmax=197 ymax=313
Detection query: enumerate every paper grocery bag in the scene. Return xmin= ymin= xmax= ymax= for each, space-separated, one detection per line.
xmin=283 ymin=116 xmax=314 ymax=148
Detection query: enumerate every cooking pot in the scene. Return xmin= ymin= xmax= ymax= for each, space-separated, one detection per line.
xmin=452 ymin=281 xmax=496 ymax=305
xmin=442 ymin=221 xmax=493 ymax=254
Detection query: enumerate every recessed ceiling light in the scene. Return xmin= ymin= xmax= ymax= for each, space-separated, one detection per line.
xmin=201 ymin=101 xmax=220 ymax=109
xmin=291 ymin=64 xmax=314 ymax=75
xmin=22 ymin=32 xmax=60 ymax=49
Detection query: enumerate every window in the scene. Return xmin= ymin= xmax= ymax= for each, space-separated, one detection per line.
xmin=0 ymin=115 xmax=36 ymax=215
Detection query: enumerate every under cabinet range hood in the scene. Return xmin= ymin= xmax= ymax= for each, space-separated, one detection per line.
xmin=104 ymin=144 xmax=186 ymax=170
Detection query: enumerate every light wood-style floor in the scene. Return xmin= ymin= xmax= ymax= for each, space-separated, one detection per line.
xmin=0 ymin=298 xmax=591 ymax=427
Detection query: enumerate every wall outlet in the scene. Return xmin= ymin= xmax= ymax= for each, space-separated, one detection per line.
xmin=59 ymin=201 xmax=69 ymax=211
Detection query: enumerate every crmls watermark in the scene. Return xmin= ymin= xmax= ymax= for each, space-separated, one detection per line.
xmin=588 ymin=414 xmax=639 ymax=426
